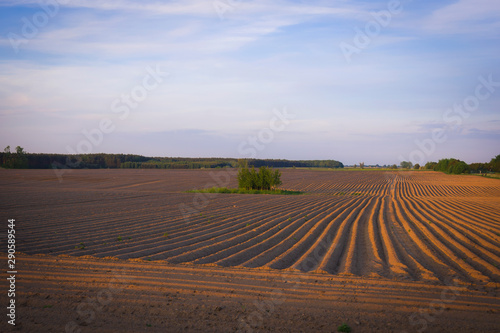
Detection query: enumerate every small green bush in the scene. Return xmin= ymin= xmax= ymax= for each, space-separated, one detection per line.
xmin=337 ymin=323 xmax=351 ymax=333
xmin=237 ymin=164 xmax=282 ymax=190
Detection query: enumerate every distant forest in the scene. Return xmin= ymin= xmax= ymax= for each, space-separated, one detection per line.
xmin=0 ymin=147 xmax=344 ymax=170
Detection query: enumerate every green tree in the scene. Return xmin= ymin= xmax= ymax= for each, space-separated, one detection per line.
xmin=434 ymin=158 xmax=469 ymax=174
xmin=1 ymin=145 xmax=28 ymax=168
xmin=400 ymin=161 xmax=413 ymax=169
xmin=414 ymin=163 xmax=420 ymax=170
xmin=238 ymin=165 xmax=282 ymax=190
xmin=490 ymin=155 xmax=500 ymax=172
xmin=424 ymin=162 xmax=437 ymax=170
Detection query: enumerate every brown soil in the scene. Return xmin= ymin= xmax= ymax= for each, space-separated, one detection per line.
xmin=0 ymin=169 xmax=499 ymax=332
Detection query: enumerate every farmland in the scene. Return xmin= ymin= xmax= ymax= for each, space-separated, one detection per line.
xmin=2 ymin=169 xmax=500 ymax=284
xmin=1 ymin=169 xmax=499 ymax=332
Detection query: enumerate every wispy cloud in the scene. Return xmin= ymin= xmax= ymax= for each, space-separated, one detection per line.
xmin=422 ymin=0 xmax=500 ymax=34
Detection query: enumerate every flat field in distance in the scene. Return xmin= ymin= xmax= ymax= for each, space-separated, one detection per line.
xmin=0 ymin=169 xmax=499 ymax=332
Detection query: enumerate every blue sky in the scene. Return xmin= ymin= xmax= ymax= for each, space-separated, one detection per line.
xmin=0 ymin=0 xmax=499 ymax=165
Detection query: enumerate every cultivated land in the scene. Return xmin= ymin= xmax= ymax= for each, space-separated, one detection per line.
xmin=0 ymin=169 xmax=499 ymax=332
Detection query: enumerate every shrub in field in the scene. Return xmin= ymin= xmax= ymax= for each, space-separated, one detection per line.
xmin=237 ymin=164 xmax=282 ymax=190
xmin=337 ymin=323 xmax=351 ymax=332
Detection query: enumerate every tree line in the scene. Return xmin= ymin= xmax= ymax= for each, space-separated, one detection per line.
xmin=398 ymin=155 xmax=500 ymax=174
xmin=0 ymin=147 xmax=344 ymax=170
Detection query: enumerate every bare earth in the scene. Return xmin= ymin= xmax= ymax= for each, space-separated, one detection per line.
xmin=0 ymin=169 xmax=499 ymax=332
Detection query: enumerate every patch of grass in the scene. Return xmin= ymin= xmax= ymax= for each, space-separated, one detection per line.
xmin=117 ymin=236 xmax=122 ymax=242
xmin=337 ymin=323 xmax=351 ymax=332
xmin=186 ymin=187 xmax=303 ymax=195
xmin=146 ymin=324 xmax=152 ymax=327
xmin=163 ymin=232 xmax=169 ymax=238
xmin=287 ymin=217 xmax=292 ymax=222
xmin=43 ymin=305 xmax=53 ymax=309
xmin=472 ymin=173 xmax=500 ymax=180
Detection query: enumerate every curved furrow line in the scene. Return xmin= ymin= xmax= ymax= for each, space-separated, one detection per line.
xmin=395 ymin=197 xmax=491 ymax=283
xmin=459 ymin=186 xmax=482 ymax=197
xmin=266 ymin=197 xmax=368 ymax=271
xmin=418 ymin=182 xmax=431 ymax=197
xmin=421 ymin=202 xmax=500 ymax=258
xmin=20 ymin=212 xmax=175 ymax=253
xmin=408 ymin=198 xmax=500 ymax=258
xmin=164 ymin=197 xmax=341 ymax=264
xmin=376 ymin=196 xmax=416 ymax=279
xmin=387 ymin=198 xmax=445 ymax=282
xmin=194 ymin=197 xmax=350 ymax=265
xmin=28 ymin=199 xmax=259 ymax=255
xmin=425 ymin=185 xmax=442 ymax=197
xmin=441 ymin=197 xmax=500 ymax=225
xmin=415 ymin=182 xmax=427 ymax=197
xmin=59 ymin=196 xmax=308 ymax=258
xmin=20 ymin=196 xmax=218 ymax=246
xmin=431 ymin=198 xmax=500 ymax=232
xmin=391 ymin=198 xmax=458 ymax=281
xmin=240 ymin=198 xmax=356 ymax=269
xmin=109 ymin=196 xmax=326 ymax=260
xmin=402 ymin=181 xmax=411 ymax=198
xmin=311 ymin=197 xmax=372 ymax=274
xmin=406 ymin=182 xmax=418 ymax=197
xmin=19 ymin=201 xmax=150 ymax=236
xmin=400 ymin=197 xmax=500 ymax=282
xmin=215 ymin=197 xmax=355 ymax=268
xmin=376 ymin=182 xmax=389 ymax=196
xmin=284 ymin=198 xmax=368 ymax=272
xmin=365 ymin=196 xmax=386 ymax=276
xmin=336 ymin=197 xmax=378 ymax=276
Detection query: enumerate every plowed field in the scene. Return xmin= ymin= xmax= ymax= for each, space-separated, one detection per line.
xmin=1 ymin=169 xmax=499 ymax=285
xmin=1 ymin=169 xmax=500 ymax=332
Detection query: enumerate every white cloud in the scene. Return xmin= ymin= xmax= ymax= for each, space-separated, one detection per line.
xmin=423 ymin=0 xmax=500 ymax=34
